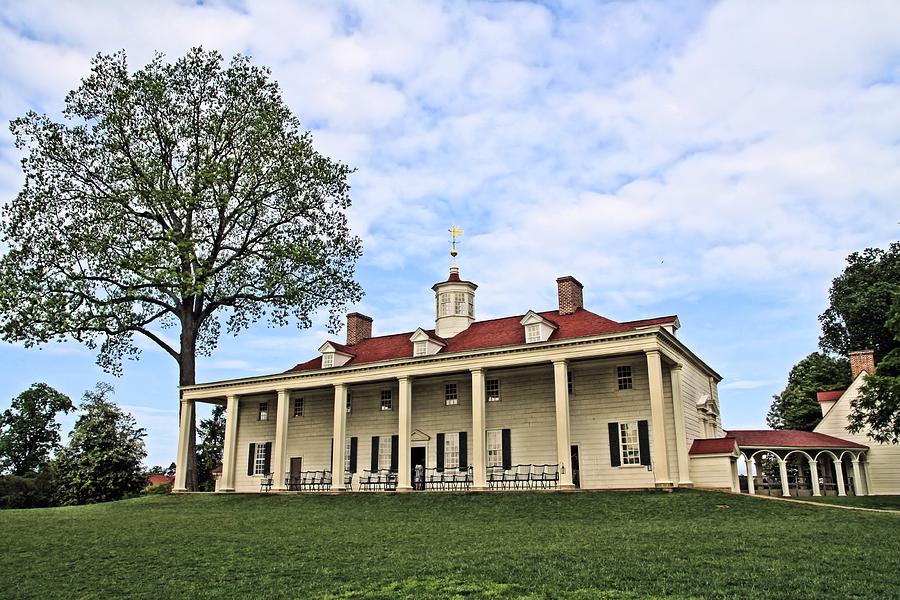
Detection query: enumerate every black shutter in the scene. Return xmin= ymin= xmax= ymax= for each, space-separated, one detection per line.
xmin=371 ymin=436 xmax=380 ymax=471
xmin=458 ymin=431 xmax=468 ymax=470
xmin=390 ymin=435 xmax=399 ymax=472
xmin=247 ymin=443 xmax=256 ymax=476
xmin=330 ymin=437 xmax=333 ymax=468
xmin=263 ymin=442 xmax=272 ymax=474
xmin=608 ymin=422 xmax=621 ymax=467
xmin=501 ymin=429 xmax=512 ymax=470
xmin=638 ymin=420 xmax=651 ymax=466
xmin=436 ymin=433 xmax=445 ymax=471
xmin=349 ymin=437 xmax=358 ymax=472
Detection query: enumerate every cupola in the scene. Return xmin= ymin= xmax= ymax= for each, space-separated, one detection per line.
xmin=432 ymin=226 xmax=477 ymax=338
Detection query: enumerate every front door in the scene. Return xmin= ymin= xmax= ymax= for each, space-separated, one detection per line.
xmin=571 ymin=445 xmax=580 ymax=488
xmin=411 ymin=447 xmax=426 ymax=490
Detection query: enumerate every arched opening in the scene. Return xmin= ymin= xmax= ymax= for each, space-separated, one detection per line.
xmin=748 ymin=450 xmax=783 ymax=496
xmin=784 ymin=450 xmax=814 ymax=496
xmin=815 ymin=451 xmax=841 ymax=496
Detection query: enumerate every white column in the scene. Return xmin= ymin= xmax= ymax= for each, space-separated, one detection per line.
xmin=851 ymin=458 xmax=864 ymax=496
xmin=272 ymin=389 xmax=291 ymax=490
xmin=809 ymin=459 xmax=821 ymax=496
xmin=745 ymin=456 xmax=755 ymax=495
xmin=219 ymin=395 xmax=239 ymax=492
xmin=173 ymin=399 xmax=194 ymax=492
xmin=862 ymin=460 xmax=872 ymax=495
xmin=778 ymin=458 xmax=790 ymax=497
xmin=833 ymin=458 xmax=846 ymax=496
xmin=397 ymin=376 xmax=413 ymax=492
xmin=470 ymin=368 xmax=487 ymax=490
xmin=669 ymin=365 xmax=691 ymax=486
xmin=645 ymin=350 xmax=672 ymax=485
xmin=552 ymin=359 xmax=574 ymax=488
xmin=331 ymin=383 xmax=348 ymax=491
xmin=730 ymin=458 xmax=740 ymax=493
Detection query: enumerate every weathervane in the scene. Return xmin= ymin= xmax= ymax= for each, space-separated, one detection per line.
xmin=449 ymin=225 xmax=463 ymax=257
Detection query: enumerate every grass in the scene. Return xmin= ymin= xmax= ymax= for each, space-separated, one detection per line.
xmin=789 ymin=494 xmax=900 ymax=511
xmin=0 ymin=490 xmax=898 ymax=599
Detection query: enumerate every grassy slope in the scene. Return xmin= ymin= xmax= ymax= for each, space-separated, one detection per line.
xmin=788 ymin=495 xmax=900 ymax=511
xmin=0 ymin=490 xmax=898 ymax=600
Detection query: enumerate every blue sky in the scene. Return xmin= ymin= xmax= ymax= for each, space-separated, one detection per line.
xmin=1 ymin=1 xmax=899 ymax=467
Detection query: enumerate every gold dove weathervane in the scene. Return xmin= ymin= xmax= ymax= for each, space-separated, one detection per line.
xmin=449 ymin=226 xmax=463 ymax=257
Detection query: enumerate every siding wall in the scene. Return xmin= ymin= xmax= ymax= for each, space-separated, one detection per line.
xmin=228 ymin=353 xmax=706 ymax=492
xmin=689 ymin=455 xmax=734 ymax=490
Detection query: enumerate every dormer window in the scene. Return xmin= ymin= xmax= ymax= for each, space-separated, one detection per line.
xmin=520 ymin=310 xmax=558 ymax=344
xmin=318 ymin=341 xmax=355 ymax=369
xmin=414 ymin=341 xmax=427 ymax=357
xmin=409 ymin=328 xmax=446 ymax=357
xmin=322 ymin=353 xmax=334 ymax=368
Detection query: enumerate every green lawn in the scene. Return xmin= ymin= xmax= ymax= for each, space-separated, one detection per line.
xmin=791 ymin=494 xmax=900 ymax=511
xmin=0 ymin=490 xmax=898 ymax=599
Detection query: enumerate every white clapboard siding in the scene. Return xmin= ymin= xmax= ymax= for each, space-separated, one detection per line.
xmin=689 ymin=455 xmax=734 ymax=491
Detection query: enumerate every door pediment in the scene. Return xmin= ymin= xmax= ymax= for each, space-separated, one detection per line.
xmin=410 ymin=429 xmax=431 ymax=442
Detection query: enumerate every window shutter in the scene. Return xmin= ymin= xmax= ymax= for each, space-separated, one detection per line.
xmin=247 ymin=443 xmax=256 ymax=476
xmin=371 ymin=436 xmax=380 ymax=471
xmin=638 ymin=420 xmax=651 ymax=466
xmin=390 ymin=435 xmax=399 ymax=472
xmin=436 ymin=433 xmax=445 ymax=471
xmin=330 ymin=437 xmax=333 ymax=468
xmin=263 ymin=442 xmax=272 ymax=474
xmin=349 ymin=437 xmax=358 ymax=472
xmin=458 ymin=431 xmax=468 ymax=470
xmin=501 ymin=429 xmax=512 ymax=470
xmin=608 ymin=422 xmax=621 ymax=467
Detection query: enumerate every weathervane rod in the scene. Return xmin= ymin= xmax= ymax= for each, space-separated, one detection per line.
xmin=449 ymin=225 xmax=463 ymax=257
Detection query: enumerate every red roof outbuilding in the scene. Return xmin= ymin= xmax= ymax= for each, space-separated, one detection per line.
xmin=816 ymin=390 xmax=844 ymax=403
xmin=725 ymin=430 xmax=867 ymax=449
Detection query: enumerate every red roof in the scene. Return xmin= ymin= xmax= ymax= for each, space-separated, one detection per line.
xmin=689 ymin=438 xmax=738 ymax=455
xmin=816 ymin=390 xmax=844 ymax=403
xmin=725 ymin=430 xmax=867 ymax=449
xmin=147 ymin=475 xmax=174 ymax=486
xmin=287 ymin=308 xmax=679 ymax=373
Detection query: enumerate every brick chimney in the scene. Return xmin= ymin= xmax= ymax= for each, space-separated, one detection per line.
xmin=849 ymin=350 xmax=875 ymax=380
xmin=556 ymin=276 xmax=584 ymax=316
xmin=346 ymin=312 xmax=373 ymax=346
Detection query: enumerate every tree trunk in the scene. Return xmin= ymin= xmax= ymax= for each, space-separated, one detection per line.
xmin=179 ymin=327 xmax=198 ymax=492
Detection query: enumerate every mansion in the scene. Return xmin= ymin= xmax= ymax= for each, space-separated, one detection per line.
xmin=174 ymin=259 xmax=895 ymax=496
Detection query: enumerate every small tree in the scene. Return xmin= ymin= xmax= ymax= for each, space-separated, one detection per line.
xmin=53 ymin=383 xmax=147 ymax=505
xmin=850 ymin=295 xmax=900 ymax=443
xmin=0 ymin=383 xmax=73 ymax=476
xmin=196 ymin=404 xmax=225 ymax=491
xmin=767 ymin=353 xmax=851 ymax=431
xmin=0 ymin=48 xmax=363 ymax=490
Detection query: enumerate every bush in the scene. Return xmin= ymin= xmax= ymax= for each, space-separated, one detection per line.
xmin=142 ymin=483 xmax=172 ymax=496
xmin=0 ymin=471 xmax=56 ymax=509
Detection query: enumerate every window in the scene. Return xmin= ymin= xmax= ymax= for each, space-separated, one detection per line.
xmin=439 ymin=293 xmax=452 ymax=317
xmin=344 ymin=437 xmax=352 ymax=472
xmin=486 ymin=379 xmax=500 ymax=402
xmin=486 ymin=430 xmax=502 ymax=467
xmin=322 ymin=353 xmax=334 ymax=368
xmin=619 ymin=422 xmax=641 ymax=465
xmin=444 ymin=432 xmax=460 ymax=469
xmin=617 ymin=366 xmax=633 ymax=390
xmin=454 ymin=292 xmax=467 ymax=315
xmin=378 ymin=435 xmax=392 ymax=470
xmin=293 ymin=398 xmax=304 ymax=417
xmin=380 ymin=390 xmax=393 ymax=411
xmin=258 ymin=402 xmax=268 ymax=421
xmin=346 ymin=395 xmax=352 ymax=414
xmin=445 ymin=382 xmax=458 ymax=406
xmin=254 ymin=443 xmax=267 ymax=475
xmin=567 ymin=371 xmax=574 ymax=395
xmin=414 ymin=340 xmax=427 ymax=357
xmin=525 ymin=323 xmax=541 ymax=343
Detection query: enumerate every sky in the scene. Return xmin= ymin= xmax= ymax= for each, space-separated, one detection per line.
xmin=1 ymin=0 xmax=899 ymax=467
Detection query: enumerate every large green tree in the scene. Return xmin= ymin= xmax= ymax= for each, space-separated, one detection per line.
xmin=0 ymin=48 xmax=363 ymax=489
xmin=819 ymin=242 xmax=900 ymax=360
xmin=0 ymin=383 xmax=73 ymax=476
xmin=767 ymin=352 xmax=851 ymax=431
xmin=850 ymin=295 xmax=900 ymax=443
xmin=196 ymin=404 xmax=225 ymax=491
xmin=53 ymin=383 xmax=147 ymax=505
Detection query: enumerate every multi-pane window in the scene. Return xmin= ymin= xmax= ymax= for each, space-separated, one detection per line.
xmin=567 ymin=371 xmax=574 ymax=395
xmin=486 ymin=430 xmax=502 ymax=467
xmin=439 ymin=293 xmax=452 ymax=317
xmin=322 ymin=353 xmax=334 ymax=368
xmin=254 ymin=443 xmax=267 ymax=475
xmin=525 ymin=323 xmax=541 ymax=343
xmin=258 ymin=402 xmax=269 ymax=421
xmin=486 ymin=379 xmax=500 ymax=402
xmin=344 ymin=437 xmax=352 ymax=473
xmin=617 ymin=366 xmax=633 ymax=390
xmin=293 ymin=398 xmax=304 ymax=417
xmin=380 ymin=390 xmax=393 ymax=411
xmin=414 ymin=341 xmax=427 ymax=357
xmin=445 ymin=383 xmax=458 ymax=406
xmin=619 ymin=422 xmax=641 ymax=465
xmin=378 ymin=435 xmax=392 ymax=471
xmin=444 ymin=433 xmax=460 ymax=469
xmin=454 ymin=292 xmax=467 ymax=315
xmin=346 ymin=395 xmax=352 ymax=414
